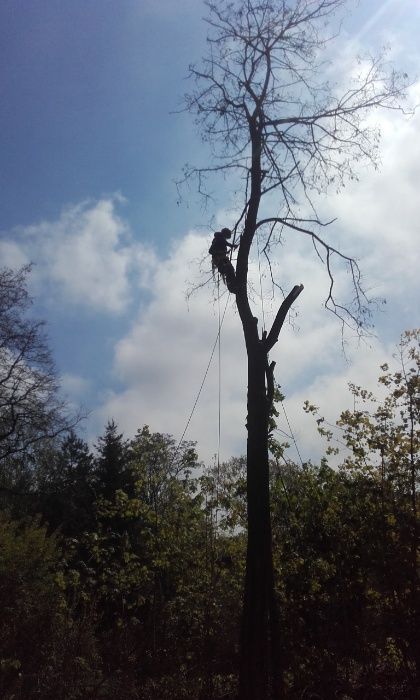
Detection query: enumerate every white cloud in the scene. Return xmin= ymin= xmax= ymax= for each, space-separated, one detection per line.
xmin=95 ymin=231 xmax=247 ymax=461
xmin=280 ymin=336 xmax=397 ymax=466
xmin=1 ymin=197 xmax=157 ymax=314
xmin=61 ymin=372 xmax=91 ymax=400
xmin=316 ymin=82 xmax=420 ymax=306
xmin=0 ymin=240 xmax=30 ymax=269
xmin=351 ymin=0 xmax=402 ymax=45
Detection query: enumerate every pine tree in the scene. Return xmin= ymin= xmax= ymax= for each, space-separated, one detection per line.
xmin=95 ymin=420 xmax=132 ymax=499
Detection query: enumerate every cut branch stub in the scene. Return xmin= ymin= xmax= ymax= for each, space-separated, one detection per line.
xmin=265 ymin=284 xmax=304 ymax=352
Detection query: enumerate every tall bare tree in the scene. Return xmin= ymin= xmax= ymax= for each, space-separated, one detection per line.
xmin=183 ymin=1 xmax=410 ymax=697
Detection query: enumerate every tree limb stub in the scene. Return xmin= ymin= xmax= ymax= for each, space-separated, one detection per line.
xmin=266 ymin=284 xmax=304 ymax=352
xmin=266 ymin=359 xmax=276 ymax=410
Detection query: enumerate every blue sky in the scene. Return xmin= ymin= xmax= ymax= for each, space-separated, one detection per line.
xmin=0 ymin=1 xmax=209 ymax=236
xmin=1 ymin=0 xmax=419 ymax=463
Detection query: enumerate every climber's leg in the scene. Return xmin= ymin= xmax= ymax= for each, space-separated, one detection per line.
xmin=220 ymin=258 xmax=237 ymax=293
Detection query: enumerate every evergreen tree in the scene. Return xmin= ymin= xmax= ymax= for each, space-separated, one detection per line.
xmin=36 ymin=432 xmax=95 ymax=535
xmin=95 ymin=420 xmax=132 ymax=499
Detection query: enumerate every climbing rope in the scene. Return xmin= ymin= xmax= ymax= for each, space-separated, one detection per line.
xmin=174 ymin=282 xmax=230 ymax=459
xmin=174 ymin=231 xmax=303 ymax=475
xmin=280 ymin=400 xmax=304 ymax=468
xmin=217 ymin=275 xmax=222 ymax=470
xmin=256 ymin=229 xmax=266 ymax=332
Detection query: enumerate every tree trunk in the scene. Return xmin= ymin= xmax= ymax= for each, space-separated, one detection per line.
xmin=237 ymin=284 xmax=303 ymax=700
xmin=239 ymin=340 xmax=281 ymax=700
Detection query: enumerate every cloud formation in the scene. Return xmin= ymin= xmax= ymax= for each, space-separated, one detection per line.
xmin=319 ymin=81 xmax=420 ymax=304
xmin=96 ymin=232 xmax=248 ymax=461
xmin=0 ymin=197 xmax=157 ymax=314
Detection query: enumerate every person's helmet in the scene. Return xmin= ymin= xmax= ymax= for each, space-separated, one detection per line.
xmin=221 ymin=227 xmax=232 ymax=238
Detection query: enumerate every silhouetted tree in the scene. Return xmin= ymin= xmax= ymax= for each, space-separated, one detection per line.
xmin=95 ymin=420 xmax=132 ymax=500
xmin=183 ymin=1 xmax=410 ymax=697
xmin=0 ymin=266 xmax=78 ymax=463
xmin=36 ymin=432 xmax=95 ymax=535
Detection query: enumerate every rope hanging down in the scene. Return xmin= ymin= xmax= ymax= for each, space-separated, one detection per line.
xmin=256 ymin=229 xmax=266 ymax=333
xmin=174 ymin=281 xmax=229 ymax=457
xmin=217 ymin=276 xmax=222 ymax=469
xmin=175 ymin=238 xmax=303 ymax=470
xmin=280 ymin=400 xmax=304 ymax=468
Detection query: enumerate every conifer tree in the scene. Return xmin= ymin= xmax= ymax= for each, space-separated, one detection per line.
xmin=95 ymin=420 xmax=132 ymax=500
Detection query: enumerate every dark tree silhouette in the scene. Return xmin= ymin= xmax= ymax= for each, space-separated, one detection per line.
xmin=0 ymin=266 xmax=79 ymax=463
xmin=95 ymin=420 xmax=132 ymax=500
xmin=182 ymin=1 xmax=410 ymax=698
xmin=37 ymin=432 xmax=96 ymax=535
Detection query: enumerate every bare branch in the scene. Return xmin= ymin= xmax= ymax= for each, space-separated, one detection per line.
xmin=182 ymin=0 xmax=410 ymax=331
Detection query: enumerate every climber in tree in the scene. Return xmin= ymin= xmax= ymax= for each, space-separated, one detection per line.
xmin=209 ymin=228 xmax=238 ymax=293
